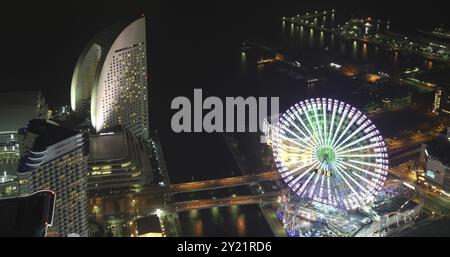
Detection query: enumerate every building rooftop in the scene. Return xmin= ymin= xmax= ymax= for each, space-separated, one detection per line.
xmin=89 ymin=126 xmax=128 ymax=162
xmin=51 ymin=113 xmax=91 ymax=131
xmin=136 ymin=214 xmax=162 ymax=236
xmin=373 ymin=196 xmax=418 ymax=215
xmin=21 ymin=119 xmax=79 ymax=152
xmin=394 ymin=217 xmax=450 ymax=237
xmin=17 ymin=120 xmax=82 ymax=174
xmin=0 ymin=190 xmax=55 ymax=237
xmin=425 ymin=137 xmax=450 ymax=167
xmin=372 ymin=181 xmax=418 ymax=215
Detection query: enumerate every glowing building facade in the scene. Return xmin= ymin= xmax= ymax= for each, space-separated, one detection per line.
xmin=71 ymin=17 xmax=149 ymax=140
xmin=88 ymin=125 xmax=153 ymax=193
xmin=17 ymin=120 xmax=89 ymax=237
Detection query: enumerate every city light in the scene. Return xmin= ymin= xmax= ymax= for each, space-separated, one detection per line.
xmin=0 ymin=3 xmax=448 ymax=240
xmin=402 ymin=182 xmax=415 ymax=190
xmin=269 ymin=98 xmax=388 ymax=210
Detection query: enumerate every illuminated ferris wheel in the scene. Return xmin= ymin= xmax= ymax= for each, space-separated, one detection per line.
xmin=270 ymin=98 xmax=388 ymax=210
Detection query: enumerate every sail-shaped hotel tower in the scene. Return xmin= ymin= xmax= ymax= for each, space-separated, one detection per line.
xmin=71 ymin=17 xmax=149 ymax=140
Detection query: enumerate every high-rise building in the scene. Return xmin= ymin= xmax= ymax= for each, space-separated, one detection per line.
xmin=0 ymin=171 xmax=19 ymax=198
xmin=415 ymin=70 xmax=450 ymax=115
xmin=420 ymin=136 xmax=450 ymax=194
xmin=0 ymin=92 xmax=48 ymax=177
xmin=88 ymin=125 xmax=153 ymax=194
xmin=432 ymin=87 xmax=450 ymax=115
xmin=17 ymin=119 xmax=89 ymax=237
xmin=71 ymin=17 xmax=149 ymax=140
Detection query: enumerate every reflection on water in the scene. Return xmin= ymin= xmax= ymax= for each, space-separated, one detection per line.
xmin=241 ymin=51 xmax=246 ymax=64
xmin=281 ymin=18 xmax=437 ymax=74
xmin=194 ymin=220 xmax=203 ymax=237
xmin=427 ymin=60 xmax=433 ymax=71
xmin=340 ymin=40 xmax=346 ymax=55
xmin=241 ymin=51 xmax=247 ymax=75
xmin=300 ymin=25 xmax=304 ymax=41
xmin=393 ymin=51 xmax=399 ymax=66
xmin=319 ymin=31 xmax=324 ymax=48
xmin=237 ymin=214 xmax=246 ymax=236
xmin=309 ymin=28 xmax=314 ymax=46
xmin=230 ymin=205 xmax=238 ymax=219
xmin=290 ymin=23 xmax=294 ymax=38
xmin=362 ymin=43 xmax=368 ymax=59
xmin=212 ymin=206 xmax=219 ymax=217
xmin=257 ymin=63 xmax=265 ymax=73
xmin=189 ymin=209 xmax=199 ymax=219
xmin=352 ymin=40 xmax=358 ymax=59
xmin=179 ymin=205 xmax=273 ymax=237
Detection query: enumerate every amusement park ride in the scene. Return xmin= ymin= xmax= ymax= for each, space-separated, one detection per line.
xmin=265 ymin=98 xmax=420 ymax=237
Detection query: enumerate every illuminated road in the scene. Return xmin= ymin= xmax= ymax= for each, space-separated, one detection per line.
xmin=386 ymin=131 xmax=439 ymax=153
xmin=91 ymin=170 xmax=282 ymax=217
xmin=170 ymin=192 xmax=279 ymax=212
xmin=96 ymin=170 xmax=282 ymax=200
xmin=166 ymin=170 xmax=281 ymax=194
xmin=388 ymin=145 xmax=422 ymax=166
xmin=130 ymin=192 xmax=280 ymax=218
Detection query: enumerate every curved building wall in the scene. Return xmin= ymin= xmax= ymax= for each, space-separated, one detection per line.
xmin=17 ymin=122 xmax=89 ymax=237
xmin=92 ymin=17 xmax=149 ymax=140
xmin=71 ymin=17 xmax=149 ymax=140
xmin=71 ymin=44 xmax=102 ymax=115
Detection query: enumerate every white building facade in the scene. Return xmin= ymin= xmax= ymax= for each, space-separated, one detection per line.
xmin=71 ymin=17 xmax=149 ymax=140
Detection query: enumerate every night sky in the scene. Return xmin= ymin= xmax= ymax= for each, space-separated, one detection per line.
xmin=1 ymin=0 xmax=447 ymax=182
xmin=2 ymin=1 xmax=446 ymax=106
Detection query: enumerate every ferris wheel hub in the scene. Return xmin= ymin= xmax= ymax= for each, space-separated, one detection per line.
xmin=317 ymin=146 xmax=336 ymax=164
